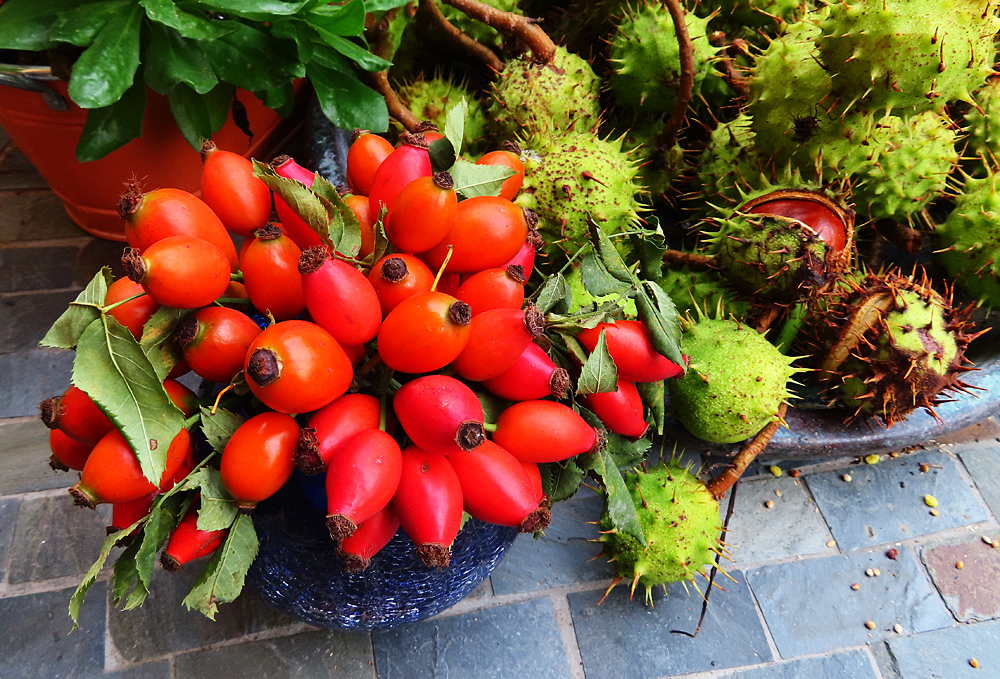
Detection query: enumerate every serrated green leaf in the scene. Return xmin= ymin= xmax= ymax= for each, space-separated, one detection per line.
xmin=254 ymin=160 xmax=331 ymax=237
xmin=131 ymin=493 xmax=186 ymax=604
xmin=369 ymin=208 xmax=391 ymax=267
xmin=144 ymin=22 xmax=217 ymax=95
xmin=443 ymin=98 xmax=467 ymax=157
xmin=312 ymin=174 xmax=362 ymax=257
xmin=140 ymin=307 xmax=192 ymax=381
xmin=557 ymin=331 xmax=590 ymax=367
xmin=307 ymin=61 xmax=389 ymax=132
xmin=588 ymin=217 xmax=634 ymax=285
xmin=69 ymin=525 xmax=136 ymax=629
xmin=199 ymin=406 xmax=245 ymax=455
xmin=580 ymin=251 xmax=632 ymax=298
xmin=577 ymin=328 xmax=619 ymax=395
xmin=532 ymin=273 xmax=569 ymax=314
xmin=428 ymin=138 xmax=457 ymax=174
xmin=75 ymin=76 xmax=147 ymax=162
xmin=67 ymin=3 xmax=142 ymax=108
xmin=604 ymin=432 xmax=651 ymax=469
xmin=584 ymin=449 xmax=645 ymax=545
xmin=182 ymin=513 xmax=258 ymax=620
xmin=189 ymin=468 xmax=238 ymax=531
xmin=111 ymin=539 xmax=142 ymax=606
xmin=636 ymin=380 xmax=665 ymax=435
xmin=539 ymin=459 xmax=586 ymax=503
xmin=627 ymin=215 xmax=666 ymax=281
xmin=476 ymin=390 xmax=509 ymax=425
xmin=74 ymin=316 xmax=184 ymax=484
xmin=545 ymin=305 xmax=618 ymax=332
xmin=450 ymin=159 xmax=514 ymax=199
xmin=635 ymin=281 xmax=684 ymax=369
xmin=40 ymin=268 xmax=112 ymax=349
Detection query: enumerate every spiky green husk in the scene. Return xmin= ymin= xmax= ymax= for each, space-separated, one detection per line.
xmin=515 ymin=132 xmax=646 ymax=256
xmin=817 ymin=272 xmax=976 ymax=426
xmin=668 ymin=316 xmax=800 ymax=443
xmin=936 ymin=173 xmax=1000 ymax=307
xmin=597 ymin=460 xmax=721 ymax=603
xmin=441 ymin=0 xmax=523 ymax=50
xmin=395 ymin=75 xmax=489 ymax=155
xmin=747 ymin=15 xmax=832 ymax=154
xmin=606 ymin=115 xmax=686 ymax=200
xmin=700 ymin=0 xmax=810 ymax=29
xmin=850 ymin=111 xmax=958 ymax=221
xmin=488 ymin=46 xmax=602 ymax=139
xmin=817 ymin=0 xmax=999 ymax=115
xmin=963 ymin=78 xmax=1000 ymax=175
xmin=607 ymin=3 xmax=716 ymax=115
xmin=696 ymin=115 xmax=760 ymax=208
xmin=657 ymin=266 xmax=750 ymax=319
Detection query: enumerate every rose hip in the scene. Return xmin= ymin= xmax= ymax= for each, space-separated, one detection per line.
xmin=480 ymin=342 xmax=571 ymax=402
xmin=393 ymin=375 xmax=485 ymax=455
xmin=325 ymin=428 xmax=403 ymax=542
xmin=294 ymin=393 xmax=382 ymax=475
xmin=494 ymin=400 xmax=599 ymax=463
xmin=298 ymin=245 xmax=382 ymax=346
xmin=392 ymin=447 xmax=463 ymax=568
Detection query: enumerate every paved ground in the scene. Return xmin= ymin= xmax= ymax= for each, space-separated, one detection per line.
xmin=3 ymin=125 xmax=1000 ymax=679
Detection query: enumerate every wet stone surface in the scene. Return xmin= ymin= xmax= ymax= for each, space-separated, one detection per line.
xmin=0 ymin=289 xmax=81 ymax=354
xmin=921 ymin=537 xmax=1000 ymax=622
xmin=956 ymin=437 xmax=1000 ymax=520
xmin=884 ymin=619 xmax=1000 ymax=679
xmin=567 ymin=572 xmax=771 ymax=679
xmin=0 ymin=497 xmax=19 ymax=582
xmin=81 ymin=661 xmax=173 ymax=679
xmin=371 ymin=597 xmax=572 ymax=679
xmin=727 ymin=649 xmax=878 ymax=679
xmin=0 ymin=348 xmax=74 ymax=418
xmin=0 ymin=419 xmax=78 ymax=495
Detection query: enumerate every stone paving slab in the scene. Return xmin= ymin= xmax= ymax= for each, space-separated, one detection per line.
xmin=727 ymin=649 xmax=878 ymax=679
xmin=921 ymin=536 xmax=1000 ymax=623
xmin=804 ymin=450 xmax=989 ymax=552
xmin=955 ymin=438 xmax=1000 ymax=520
xmin=884 ymin=619 xmax=1000 ymax=679
xmin=0 ymin=497 xmax=18 ymax=582
xmin=567 ymin=572 xmax=771 ymax=679
xmin=0 ymin=582 xmax=107 ymax=679
xmin=0 ymin=419 xmax=79 ymax=495
xmin=0 ymin=289 xmax=84 ymax=354
xmin=746 ymin=547 xmax=953 ymax=659
xmin=7 ymin=495 xmax=110 ymax=584
xmin=109 ymin=565 xmax=297 ymax=663
xmin=174 ymin=629 xmax=376 ymax=679
xmin=371 ymin=597 xmax=572 ymax=679
xmin=490 ymin=494 xmax=614 ymax=595
xmin=723 ymin=475 xmax=836 ymax=565
xmin=82 ymin=661 xmax=173 ymax=679
xmin=0 ymin=190 xmax=82 ymax=242
xmin=0 ymin=348 xmax=74 ymax=418
xmin=0 ymin=244 xmax=79 ymax=293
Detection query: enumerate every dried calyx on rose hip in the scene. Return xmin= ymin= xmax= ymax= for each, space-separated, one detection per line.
xmin=704 ymin=188 xmax=855 ymax=305
xmin=809 ymin=269 xmax=980 ymax=427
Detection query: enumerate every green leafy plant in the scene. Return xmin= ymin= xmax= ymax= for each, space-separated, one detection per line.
xmin=0 ymin=0 xmax=408 ymax=161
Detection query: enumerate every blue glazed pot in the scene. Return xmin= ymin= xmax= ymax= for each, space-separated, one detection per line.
xmin=246 ymin=474 xmax=519 ymax=631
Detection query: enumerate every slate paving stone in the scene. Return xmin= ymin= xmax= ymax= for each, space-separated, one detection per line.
xmin=109 ymin=565 xmax=298 ymax=663
xmin=804 ymin=450 xmax=989 ymax=552
xmin=567 ymin=572 xmax=772 ymax=679
xmin=921 ymin=537 xmax=1000 ymax=622
xmin=174 ymin=629 xmax=375 ymax=679
xmin=0 ymin=348 xmax=75 ymax=418
xmin=0 ymin=582 xmax=107 ymax=679
xmin=723 ymin=475 xmax=835 ymax=565
xmin=371 ymin=597 xmax=572 ymax=679
xmin=490 ymin=495 xmax=614 ymax=595
xmin=0 ymin=244 xmax=79 ymax=292
xmin=746 ymin=548 xmax=953 ymax=658
xmin=955 ymin=437 xmax=1000 ymax=520
xmin=7 ymin=495 xmax=111 ymax=584
xmin=0 ymin=190 xmax=82 ymax=242
xmin=884 ymin=619 xmax=1000 ymax=679
xmin=0 ymin=419 xmax=80 ymax=495
xmin=0 ymin=289 xmax=82 ymax=354
xmin=0 ymin=497 xmax=19 ymax=581
xmin=77 ymin=237 xmax=127 ymax=286
xmin=727 ymin=649 xmax=878 ymax=679
xmin=82 ymin=661 xmax=173 ymax=679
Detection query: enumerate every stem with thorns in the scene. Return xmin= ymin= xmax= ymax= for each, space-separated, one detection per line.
xmin=662 ymin=248 xmax=716 ymax=269
xmin=440 ymin=0 xmax=556 ymax=63
xmin=705 ymin=402 xmax=787 ymax=500
xmin=420 ymin=0 xmax=504 ymax=72
xmin=368 ymin=9 xmax=421 ymax=132
xmin=657 ymin=0 xmax=695 ymax=149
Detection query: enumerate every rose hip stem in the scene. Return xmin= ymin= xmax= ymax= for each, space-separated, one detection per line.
xmin=420 ymin=0 xmax=504 ymax=71
xmin=705 ymin=402 xmax=788 ymax=500
xmin=657 ymin=0 xmax=695 ymax=150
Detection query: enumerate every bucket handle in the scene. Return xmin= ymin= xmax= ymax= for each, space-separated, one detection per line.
xmin=0 ymin=64 xmax=68 ymax=111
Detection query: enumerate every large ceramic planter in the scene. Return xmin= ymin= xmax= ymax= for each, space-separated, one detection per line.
xmin=0 ymin=67 xmax=305 ymax=241
xmin=246 ymin=473 xmax=519 ymax=631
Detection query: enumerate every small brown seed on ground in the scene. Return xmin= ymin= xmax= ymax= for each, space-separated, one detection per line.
xmin=865 ymin=620 xmax=876 ymax=630
xmin=930 ymin=509 xmax=940 ymax=516
xmin=957 ymin=561 xmax=965 ymax=569
xmin=790 ymin=469 xmax=800 ymax=478
xmin=851 ymin=583 xmax=861 ymax=590
xmin=893 ymin=624 xmax=903 ymax=634
xmin=919 ymin=463 xmax=930 ymax=472
xmin=765 ymin=500 xmax=775 ymax=508
xmin=827 ymin=540 xmax=837 ymax=548
xmin=866 ymin=569 xmax=875 ymax=577
xmin=970 ymin=658 xmax=979 ymax=668
xmin=982 ymin=536 xmax=993 ymax=546
xmin=886 ymin=548 xmax=899 ymax=560
xmin=843 ymin=474 xmax=853 ymax=482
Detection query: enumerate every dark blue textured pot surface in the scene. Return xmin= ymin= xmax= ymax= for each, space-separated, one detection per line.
xmin=246 ymin=475 xmax=519 ymax=631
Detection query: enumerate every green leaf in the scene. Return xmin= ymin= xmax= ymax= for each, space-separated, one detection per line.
xmin=635 ymin=281 xmax=684 ymax=369
xmin=428 ymin=138 xmax=457 ymax=175
xmin=139 ymin=307 xmax=191 ymax=381
xmin=369 ymin=208 xmax=391 ymax=267
xmin=172 ymin=8 xmax=238 ymax=41
xmin=199 ymin=406 xmax=246 ymax=455
xmin=140 ymin=0 xmax=182 ymax=29
xmin=188 ymin=468 xmax=238 ymax=531
xmin=182 ymin=513 xmax=258 ymax=620
xmin=0 ymin=0 xmax=89 ymax=51
xmin=111 ymin=539 xmax=142 ymax=606
xmin=583 ymin=449 xmax=646 ymax=544
xmin=67 ymin=2 xmax=143 ymax=108
xmin=130 ymin=493 xmax=186 ymax=606
xmin=364 ymin=0 xmax=413 ymax=10
xmin=577 ymin=328 xmax=619 ymax=395
xmin=443 ymin=98 xmax=467 ymax=157
xmin=306 ymin=0 xmax=366 ymax=36
xmin=49 ymin=0 xmax=125 ymax=47
xmin=69 ymin=525 xmax=136 ymax=629
xmin=198 ymin=0 xmax=310 ymax=18
xmin=145 ymin=22 xmax=217 ymax=95
xmin=557 ymin=331 xmax=589 ymax=367
xmin=73 ymin=316 xmax=185 ymax=484
xmin=450 ymin=159 xmax=515 ymax=199
xmin=476 ymin=390 xmax=509 ymax=425
xmin=532 ymin=273 xmax=569 ymax=314
xmin=319 ymin=32 xmax=392 ymax=72
xmin=539 ymin=459 xmax=586 ymax=503
xmin=307 ymin=62 xmax=389 ymax=132
xmin=588 ymin=217 xmax=634 ymax=285
xmin=627 ymin=215 xmax=666 ymax=281
xmin=545 ymin=305 xmax=618 ymax=332
xmin=40 ymin=268 xmax=112 ymax=349
xmin=312 ymin=174 xmax=362 ymax=257
xmin=636 ymin=380 xmax=665 ymax=435
xmin=604 ymin=432 xmax=651 ymax=470
xmin=75 ymin=77 xmax=147 ymax=162
xmin=256 ymin=83 xmax=295 ymax=116
xmin=580 ymin=250 xmax=631 ymax=298
xmin=165 ymin=83 xmax=216 ymax=152
xmin=253 ymin=160 xmax=332 ymax=239
xmin=199 ymin=22 xmax=303 ymax=92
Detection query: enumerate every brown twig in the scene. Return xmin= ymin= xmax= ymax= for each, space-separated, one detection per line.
xmin=874 ymin=219 xmax=925 ymax=255
xmin=706 ymin=402 xmax=788 ymax=499
xmin=440 ymin=0 xmax=556 ymax=63
xmin=421 ymin=0 xmax=504 ymax=72
xmin=657 ymin=0 xmax=695 ymax=149
xmin=368 ymin=9 xmax=421 ymax=132
xmin=662 ymin=249 xmax=716 ymax=270
xmin=720 ymin=38 xmax=751 ymax=99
